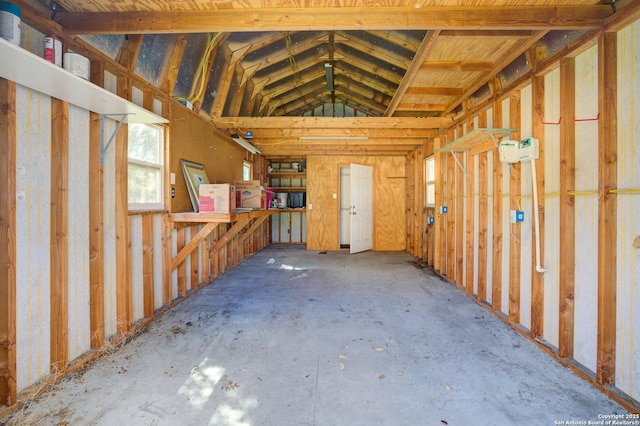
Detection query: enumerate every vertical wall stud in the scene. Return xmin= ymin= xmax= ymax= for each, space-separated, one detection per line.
xmin=0 ymin=78 xmax=17 ymax=404
xmin=559 ymin=58 xmax=576 ymax=357
xmin=531 ymin=75 xmax=546 ymax=338
xmin=509 ymin=91 xmax=522 ymax=323
xmin=116 ymin=76 xmax=132 ymax=334
xmin=596 ymin=32 xmax=617 ymax=386
xmin=491 ymin=100 xmax=504 ymax=312
xmin=89 ymin=64 xmax=105 ymax=348
xmin=142 ymin=214 xmax=154 ymax=317
xmin=50 ymin=98 xmax=69 ymax=373
xmin=477 ymin=111 xmax=488 ymax=302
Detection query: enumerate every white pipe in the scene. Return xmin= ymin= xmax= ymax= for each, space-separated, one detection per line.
xmin=530 ymin=158 xmax=546 ymax=273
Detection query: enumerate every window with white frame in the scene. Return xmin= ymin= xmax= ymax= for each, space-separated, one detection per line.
xmin=425 ymin=156 xmax=435 ymax=207
xmin=128 ymin=123 xmax=164 ymax=210
xmin=243 ymin=161 xmax=252 ymax=181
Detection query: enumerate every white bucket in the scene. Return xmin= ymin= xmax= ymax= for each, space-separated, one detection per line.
xmin=63 ymin=51 xmax=90 ymax=80
xmin=277 ymin=193 xmax=288 ymax=208
xmin=0 ymin=1 xmax=21 ymax=45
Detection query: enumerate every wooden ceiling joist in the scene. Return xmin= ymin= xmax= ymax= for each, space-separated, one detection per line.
xmin=246 ymin=128 xmax=437 ymax=139
xmin=55 ymin=6 xmax=612 ymax=35
xmin=215 ymin=116 xmax=453 ymax=129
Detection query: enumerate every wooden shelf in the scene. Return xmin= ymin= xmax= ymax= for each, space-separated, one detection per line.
xmin=270 ymin=187 xmax=306 ymax=192
xmin=0 ymin=38 xmax=167 ymax=124
xmin=434 ymin=128 xmax=516 ymax=153
xmin=170 ymin=209 xmax=277 ymax=224
xmin=268 ymin=172 xmax=306 ymax=177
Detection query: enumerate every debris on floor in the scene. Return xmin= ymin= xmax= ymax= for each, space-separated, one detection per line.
xmin=222 ymin=380 xmax=239 ymax=392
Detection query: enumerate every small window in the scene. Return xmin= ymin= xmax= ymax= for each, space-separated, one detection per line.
xmin=128 ymin=123 xmax=164 ymax=210
xmin=425 ymin=156 xmax=435 ymax=208
xmin=243 ymin=161 xmax=252 ymax=181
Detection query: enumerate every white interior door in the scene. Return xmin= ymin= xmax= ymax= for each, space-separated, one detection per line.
xmin=349 ymin=163 xmax=373 ymax=253
xmin=339 ymin=167 xmax=351 ymax=246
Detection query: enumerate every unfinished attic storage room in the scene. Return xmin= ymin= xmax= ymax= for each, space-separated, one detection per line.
xmin=1 ymin=0 xmax=640 ymax=423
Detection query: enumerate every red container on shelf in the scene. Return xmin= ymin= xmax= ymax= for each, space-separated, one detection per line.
xmin=44 ymin=35 xmax=62 ymax=66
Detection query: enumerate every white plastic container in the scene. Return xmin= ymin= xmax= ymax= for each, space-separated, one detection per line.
xmin=277 ymin=193 xmax=288 ymax=208
xmin=63 ymin=51 xmax=90 ymax=80
xmin=0 ymin=1 xmax=21 ymax=45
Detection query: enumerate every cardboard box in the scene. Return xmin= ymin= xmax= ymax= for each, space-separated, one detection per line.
xmin=198 ymin=184 xmax=235 ymax=213
xmin=238 ymin=187 xmax=266 ymax=209
xmin=234 ymin=180 xmax=261 ymax=206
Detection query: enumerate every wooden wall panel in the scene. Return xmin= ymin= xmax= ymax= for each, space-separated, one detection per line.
xmin=50 ymin=98 xmax=69 ymax=373
xmin=0 ymin=78 xmax=17 ymax=404
xmin=306 ymin=155 xmax=406 ymax=251
xmin=170 ymin=106 xmax=247 ymax=213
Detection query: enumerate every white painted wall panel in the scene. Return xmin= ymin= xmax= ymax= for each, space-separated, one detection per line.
xmin=67 ymin=104 xmax=91 ymax=362
xmin=573 ymin=45 xmax=599 ymax=374
xmin=132 ymin=86 xmax=143 ymax=108
xmin=102 ymin=118 xmax=117 ymax=338
xmin=543 ymin=68 xmax=561 ymax=348
xmin=501 ymin=98 xmax=511 ymax=315
xmin=519 ymin=83 xmax=533 ymax=330
xmin=272 ymin=214 xmax=280 ymax=242
xmin=616 ymin=21 xmax=640 ymax=402
xmin=152 ymin=214 xmax=164 ymax=311
xmin=486 ymin=152 xmax=493 ymax=304
xmin=15 ymin=86 xmax=51 ymax=391
xmin=473 ymin=154 xmax=479 ymax=296
xmin=130 ymin=216 xmax=144 ymax=322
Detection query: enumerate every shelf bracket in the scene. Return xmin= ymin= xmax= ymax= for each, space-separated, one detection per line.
xmin=449 ymin=151 xmax=466 ymax=177
xmin=100 ymin=113 xmax=132 ymax=166
xmin=489 ymin=132 xmax=510 ymax=148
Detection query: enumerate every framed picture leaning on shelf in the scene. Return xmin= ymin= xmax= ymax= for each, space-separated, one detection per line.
xmin=180 ymin=159 xmax=210 ymax=212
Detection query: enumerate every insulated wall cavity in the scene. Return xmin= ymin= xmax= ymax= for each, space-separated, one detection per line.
xmin=102 ymin=118 xmax=117 ymax=338
xmin=519 ymin=83 xmax=533 ymax=330
xmin=130 ymin=215 xmax=144 ymax=322
xmin=67 ymin=104 xmax=91 ymax=362
xmin=501 ymin=98 xmax=511 ymax=315
xmin=573 ymin=44 xmax=599 ymax=373
xmin=616 ymin=20 xmax=640 ymax=402
xmin=543 ymin=68 xmax=561 ymax=348
xmin=15 ymin=86 xmax=51 ymax=391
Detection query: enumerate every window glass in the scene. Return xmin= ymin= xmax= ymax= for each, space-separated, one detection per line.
xmin=243 ymin=162 xmax=252 ymax=181
xmin=128 ymin=123 xmax=164 ymax=209
xmin=425 ymin=156 xmax=435 ymax=207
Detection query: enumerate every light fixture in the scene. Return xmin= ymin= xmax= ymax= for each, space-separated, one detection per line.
xmin=299 ymin=136 xmax=369 ymax=141
xmin=324 ymin=63 xmax=334 ymax=91
xmin=231 ymin=134 xmax=261 ymax=154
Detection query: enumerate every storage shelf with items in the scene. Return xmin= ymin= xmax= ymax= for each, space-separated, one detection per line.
xmin=267 ymin=159 xmax=307 ymax=244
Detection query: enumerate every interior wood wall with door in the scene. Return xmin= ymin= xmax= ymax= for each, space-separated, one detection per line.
xmin=306 ymin=155 xmax=406 ymax=252
xmin=413 ymin=19 xmax=640 ymax=410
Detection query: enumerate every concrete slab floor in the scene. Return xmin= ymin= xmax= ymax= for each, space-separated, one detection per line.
xmin=5 ymin=246 xmax=630 ymax=426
